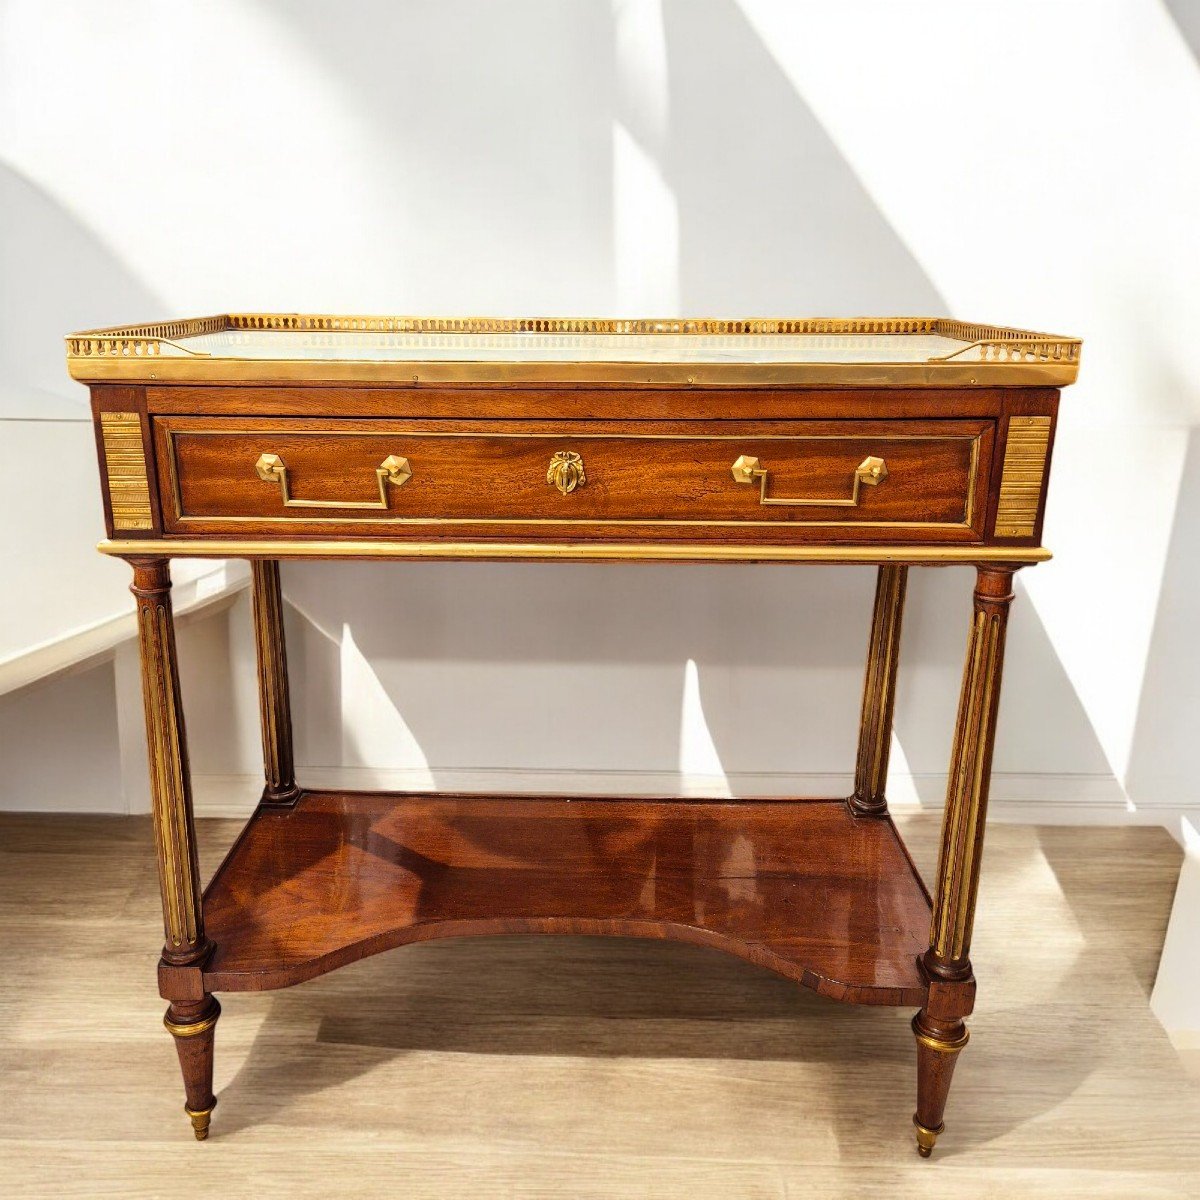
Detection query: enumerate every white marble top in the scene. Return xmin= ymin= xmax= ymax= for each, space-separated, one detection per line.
xmin=170 ymin=330 xmax=980 ymax=364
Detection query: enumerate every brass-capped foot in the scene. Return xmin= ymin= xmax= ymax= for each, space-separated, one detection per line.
xmin=185 ymin=1103 xmax=215 ymax=1141
xmin=913 ymin=1115 xmax=943 ymax=1158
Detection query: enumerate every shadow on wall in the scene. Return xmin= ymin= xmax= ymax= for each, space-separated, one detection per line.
xmin=1124 ymin=2 xmax=1200 ymax=806
xmin=212 ymin=0 xmax=1112 ymax=796
xmin=285 ymin=561 xmax=876 ymax=781
xmin=276 ymin=555 xmax=1112 ymax=798
xmin=652 ymin=0 xmax=1109 ymax=793
xmin=0 ymin=162 xmax=164 ymax=418
xmin=894 ymin=567 xmax=1114 ymax=800
xmin=0 ymin=162 xmax=168 ymax=657
xmin=655 ymin=0 xmax=943 ymax=315
xmin=1165 ymin=0 xmax=1200 ymax=65
xmin=1126 ymin=426 xmax=1200 ymax=805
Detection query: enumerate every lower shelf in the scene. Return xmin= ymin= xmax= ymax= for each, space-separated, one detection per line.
xmin=201 ymin=791 xmax=932 ymax=1006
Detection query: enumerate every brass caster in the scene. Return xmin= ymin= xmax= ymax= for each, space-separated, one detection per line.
xmin=185 ymin=1103 xmax=215 ymax=1141
xmin=914 ymin=1116 xmax=943 ymax=1158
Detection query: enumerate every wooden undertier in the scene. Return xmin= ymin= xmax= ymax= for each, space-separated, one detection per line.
xmin=201 ymin=792 xmax=933 ymax=1006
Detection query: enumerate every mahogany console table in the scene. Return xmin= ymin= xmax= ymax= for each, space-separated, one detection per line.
xmin=69 ymin=314 xmax=1080 ymax=1155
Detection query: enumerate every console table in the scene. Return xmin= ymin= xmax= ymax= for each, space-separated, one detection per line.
xmin=68 ymin=314 xmax=1080 ymax=1155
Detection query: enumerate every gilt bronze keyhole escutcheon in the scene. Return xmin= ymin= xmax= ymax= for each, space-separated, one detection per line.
xmin=547 ymin=451 xmax=585 ymax=495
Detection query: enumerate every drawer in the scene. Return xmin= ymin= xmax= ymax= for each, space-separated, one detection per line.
xmin=154 ymin=417 xmax=993 ymax=542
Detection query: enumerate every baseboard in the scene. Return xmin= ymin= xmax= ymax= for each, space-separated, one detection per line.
xmin=192 ymin=766 xmax=1140 ymax=826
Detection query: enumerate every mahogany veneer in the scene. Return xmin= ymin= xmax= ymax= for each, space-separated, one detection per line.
xmin=70 ymin=313 xmax=1079 ymax=1155
xmin=201 ymin=793 xmax=931 ymax=1003
xmin=156 ymin=416 xmax=989 ymax=544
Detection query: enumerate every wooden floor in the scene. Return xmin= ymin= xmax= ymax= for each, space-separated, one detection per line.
xmin=1 ymin=812 xmax=1197 ymax=1199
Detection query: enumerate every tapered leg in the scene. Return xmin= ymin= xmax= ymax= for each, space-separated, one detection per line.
xmin=164 ymin=997 xmax=221 ymax=1140
xmin=130 ymin=558 xmax=216 ymax=1138
xmin=848 ymin=565 xmax=908 ymax=817
xmin=251 ymin=560 xmax=301 ymax=807
xmin=912 ymin=1012 xmax=969 ymax=1156
xmin=913 ymin=566 xmax=1017 ymax=1156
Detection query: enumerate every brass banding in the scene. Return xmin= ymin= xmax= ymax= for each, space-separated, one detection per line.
xmin=184 ymin=1102 xmax=216 ymax=1141
xmin=163 ymin=1010 xmax=220 ymax=1039
xmin=911 ymin=1019 xmax=970 ymax=1055
xmin=913 ymin=1116 xmax=944 ymax=1157
xmin=100 ymin=539 xmax=1052 ymax=565
xmin=995 ymin=416 xmax=1052 ymax=538
xmin=166 ymin=428 xmax=982 ymax=532
xmin=100 ymin=412 xmax=154 ymax=531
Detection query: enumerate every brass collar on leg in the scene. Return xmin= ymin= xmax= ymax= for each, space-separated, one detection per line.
xmin=163 ymin=1006 xmax=221 ymax=1039
xmin=184 ymin=1102 xmax=216 ymax=1141
xmin=913 ymin=1116 xmax=944 ymax=1158
xmin=911 ymin=1014 xmax=970 ymax=1055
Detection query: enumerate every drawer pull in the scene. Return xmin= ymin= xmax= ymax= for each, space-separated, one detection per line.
xmin=731 ymin=454 xmax=888 ymax=506
xmin=254 ymin=452 xmax=411 ymax=509
xmin=546 ymin=450 xmax=586 ymax=495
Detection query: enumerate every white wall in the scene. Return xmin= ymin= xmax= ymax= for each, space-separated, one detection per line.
xmin=1 ymin=1 xmax=1198 ymax=822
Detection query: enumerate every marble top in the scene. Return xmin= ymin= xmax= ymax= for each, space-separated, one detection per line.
xmin=170 ymin=330 xmax=975 ymax=365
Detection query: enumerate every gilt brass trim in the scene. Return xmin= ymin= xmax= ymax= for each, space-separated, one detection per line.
xmin=100 ymin=538 xmax=1053 ymax=565
xmin=184 ymin=1103 xmax=215 ymax=1141
xmin=70 ymin=357 xmax=1081 ymax=387
xmin=99 ymin=412 xmax=153 ymax=530
xmin=913 ymin=1117 xmax=944 ymax=1158
xmin=163 ymin=1009 xmax=220 ymax=1039
xmin=994 ymin=416 xmax=1052 ymax=538
xmin=67 ymin=312 xmax=1078 ymax=344
xmin=164 ymin=427 xmax=982 ymax=532
xmin=65 ymin=313 xmax=1083 ymax=386
xmin=911 ymin=1016 xmax=970 ymax=1056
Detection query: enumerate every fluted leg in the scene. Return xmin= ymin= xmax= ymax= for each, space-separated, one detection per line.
xmin=913 ymin=566 xmax=1016 ymax=1156
xmin=251 ymin=560 xmax=301 ymax=807
xmin=130 ymin=558 xmax=219 ymax=1138
xmin=164 ymin=997 xmax=221 ymax=1140
xmin=130 ymin=558 xmax=210 ymax=966
xmin=848 ymin=565 xmax=908 ymax=817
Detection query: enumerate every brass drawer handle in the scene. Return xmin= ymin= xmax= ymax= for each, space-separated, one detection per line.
xmin=731 ymin=454 xmax=887 ymax=507
xmin=547 ymin=450 xmax=585 ymax=495
xmin=254 ymin=452 xmax=411 ymax=509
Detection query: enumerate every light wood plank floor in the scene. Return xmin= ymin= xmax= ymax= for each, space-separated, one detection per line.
xmin=1 ymin=813 xmax=1197 ymax=1199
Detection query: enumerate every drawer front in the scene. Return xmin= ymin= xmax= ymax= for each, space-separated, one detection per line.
xmin=155 ymin=417 xmax=993 ymax=543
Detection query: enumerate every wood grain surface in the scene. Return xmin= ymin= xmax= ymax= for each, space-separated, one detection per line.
xmin=142 ymin=384 xmax=1055 ymax=422
xmin=199 ymin=792 xmax=931 ymax=1002
xmin=157 ymin=417 xmax=988 ymax=541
